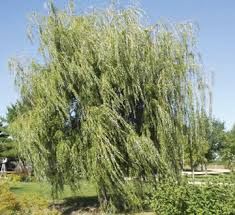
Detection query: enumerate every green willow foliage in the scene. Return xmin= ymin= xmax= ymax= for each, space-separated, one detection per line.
xmin=10 ymin=2 xmax=210 ymax=209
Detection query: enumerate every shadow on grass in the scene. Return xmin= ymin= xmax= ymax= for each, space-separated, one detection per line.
xmin=54 ymin=195 xmax=99 ymax=215
xmin=10 ymin=187 xmax=22 ymax=191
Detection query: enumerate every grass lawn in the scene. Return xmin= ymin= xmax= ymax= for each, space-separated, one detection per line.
xmin=8 ymin=180 xmax=154 ymax=214
xmin=9 ymin=180 xmax=97 ymax=201
xmin=8 ymin=179 xmax=98 ymax=214
xmin=9 ymin=173 xmax=234 ymax=200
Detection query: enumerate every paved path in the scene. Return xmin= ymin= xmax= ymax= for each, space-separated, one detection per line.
xmin=183 ymin=168 xmax=231 ymax=176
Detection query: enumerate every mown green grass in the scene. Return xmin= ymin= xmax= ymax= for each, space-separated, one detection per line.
xmin=9 ymin=173 xmax=234 ymax=200
xmin=9 ymin=180 xmax=97 ymax=201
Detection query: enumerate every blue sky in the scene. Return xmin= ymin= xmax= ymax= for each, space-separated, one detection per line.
xmin=0 ymin=0 xmax=235 ymax=129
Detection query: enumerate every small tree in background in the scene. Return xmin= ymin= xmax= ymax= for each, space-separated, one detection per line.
xmin=9 ymin=2 xmax=211 ymax=210
xmin=223 ymin=125 xmax=235 ymax=170
xmin=0 ymin=120 xmax=18 ymax=160
xmin=0 ymin=104 xmax=21 ymax=171
xmin=205 ymin=118 xmax=226 ymax=162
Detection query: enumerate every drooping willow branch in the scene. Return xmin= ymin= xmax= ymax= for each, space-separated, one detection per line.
xmin=9 ymin=2 xmax=211 ymax=209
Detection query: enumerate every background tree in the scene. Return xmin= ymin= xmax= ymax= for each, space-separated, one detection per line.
xmin=205 ymin=118 xmax=226 ymax=161
xmin=183 ymin=114 xmax=209 ymax=177
xmin=223 ymin=125 xmax=235 ymax=170
xmin=0 ymin=121 xmax=9 ymax=157
xmin=183 ymin=117 xmax=226 ymax=174
xmin=0 ymin=104 xmax=20 ymax=161
xmin=9 ymin=2 xmax=211 ymax=210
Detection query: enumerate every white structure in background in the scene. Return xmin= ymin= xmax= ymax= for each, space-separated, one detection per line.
xmin=1 ymin=158 xmax=7 ymax=173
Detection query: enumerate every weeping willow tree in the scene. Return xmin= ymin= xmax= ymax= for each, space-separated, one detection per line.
xmin=10 ymin=2 xmax=211 ymax=210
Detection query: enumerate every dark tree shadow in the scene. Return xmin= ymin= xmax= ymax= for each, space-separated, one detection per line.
xmin=53 ymin=196 xmax=99 ymax=215
xmin=9 ymin=187 xmax=22 ymax=192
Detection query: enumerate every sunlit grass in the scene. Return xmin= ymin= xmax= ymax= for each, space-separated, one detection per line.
xmin=9 ymin=180 xmax=97 ymax=201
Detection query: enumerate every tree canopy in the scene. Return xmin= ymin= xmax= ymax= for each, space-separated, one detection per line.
xmin=0 ymin=103 xmax=22 ymax=160
xmin=223 ymin=125 xmax=235 ymax=169
xmin=9 ymin=2 xmax=211 ymax=209
xmin=205 ymin=118 xmax=226 ymax=161
xmin=0 ymin=120 xmax=17 ymax=159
